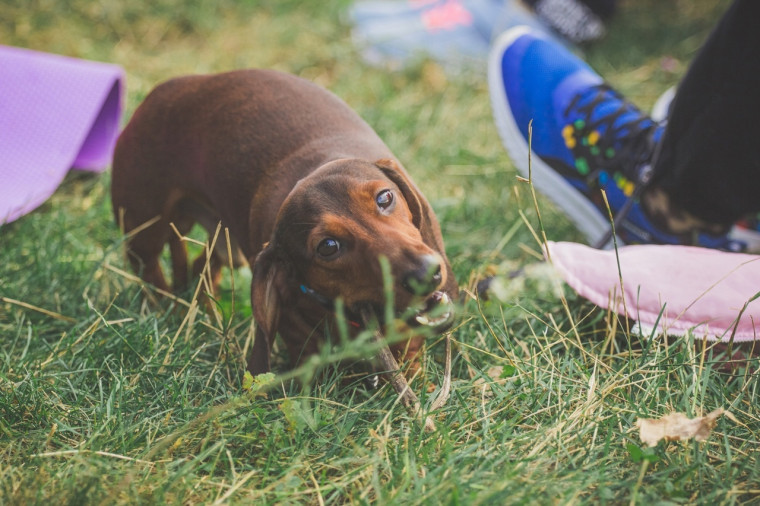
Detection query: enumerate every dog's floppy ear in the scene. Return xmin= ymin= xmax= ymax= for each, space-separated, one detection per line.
xmin=249 ymin=242 xmax=292 ymax=374
xmin=375 ymin=158 xmax=449 ymax=255
xmin=375 ymin=158 xmax=425 ymax=229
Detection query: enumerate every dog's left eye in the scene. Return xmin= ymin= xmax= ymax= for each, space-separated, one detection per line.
xmin=316 ymin=238 xmax=341 ymax=258
xmin=376 ymin=189 xmax=394 ymax=210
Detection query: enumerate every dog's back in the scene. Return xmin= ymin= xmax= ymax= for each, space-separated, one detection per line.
xmin=112 ymin=70 xmax=456 ymax=378
xmin=112 ymin=70 xmax=398 ymax=290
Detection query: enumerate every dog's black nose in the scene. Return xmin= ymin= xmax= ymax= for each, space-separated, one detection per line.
xmin=402 ymin=254 xmax=443 ymax=295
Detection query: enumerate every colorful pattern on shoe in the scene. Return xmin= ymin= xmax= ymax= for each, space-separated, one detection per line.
xmin=488 ymin=26 xmax=744 ymax=251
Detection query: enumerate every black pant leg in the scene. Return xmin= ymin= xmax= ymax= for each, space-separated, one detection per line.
xmin=652 ymin=0 xmax=760 ymax=225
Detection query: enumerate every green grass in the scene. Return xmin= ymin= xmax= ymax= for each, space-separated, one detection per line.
xmin=2 ymin=0 xmax=758 ymax=504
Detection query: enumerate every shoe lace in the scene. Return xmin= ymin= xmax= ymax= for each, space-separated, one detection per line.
xmin=563 ymin=84 xmax=660 ymax=247
xmin=563 ymin=84 xmax=657 ymax=184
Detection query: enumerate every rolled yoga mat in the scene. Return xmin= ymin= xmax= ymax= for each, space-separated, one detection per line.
xmin=0 ymin=45 xmax=124 ymax=224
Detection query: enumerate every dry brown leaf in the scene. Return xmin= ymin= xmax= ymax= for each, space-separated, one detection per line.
xmin=472 ymin=366 xmax=503 ymax=384
xmin=485 ymin=366 xmax=504 ymax=381
xmin=472 ymin=366 xmax=506 ymax=396
xmin=636 ymin=408 xmax=729 ymax=447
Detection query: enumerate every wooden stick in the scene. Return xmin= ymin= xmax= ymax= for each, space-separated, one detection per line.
xmin=361 ymin=309 xmax=452 ymax=432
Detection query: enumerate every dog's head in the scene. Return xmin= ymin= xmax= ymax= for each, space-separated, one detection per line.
xmin=251 ymin=158 xmax=455 ymax=365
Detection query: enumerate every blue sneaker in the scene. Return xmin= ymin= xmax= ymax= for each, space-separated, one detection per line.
xmin=488 ymin=26 xmax=743 ymax=250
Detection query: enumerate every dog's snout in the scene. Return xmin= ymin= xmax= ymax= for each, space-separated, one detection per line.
xmin=402 ymin=254 xmax=443 ymax=295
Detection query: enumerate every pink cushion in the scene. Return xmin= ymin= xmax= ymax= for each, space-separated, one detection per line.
xmin=546 ymin=241 xmax=760 ymax=341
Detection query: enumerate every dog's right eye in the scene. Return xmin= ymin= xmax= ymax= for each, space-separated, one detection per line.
xmin=376 ymin=189 xmax=394 ymax=211
xmin=316 ymin=238 xmax=341 ymax=258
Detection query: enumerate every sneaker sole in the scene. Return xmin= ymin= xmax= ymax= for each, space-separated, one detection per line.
xmin=488 ymin=26 xmax=615 ymax=248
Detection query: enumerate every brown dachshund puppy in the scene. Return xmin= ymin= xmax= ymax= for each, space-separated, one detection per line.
xmin=112 ymin=69 xmax=457 ymax=375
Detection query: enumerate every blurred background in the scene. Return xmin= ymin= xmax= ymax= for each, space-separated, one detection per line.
xmin=1 ymin=0 xmax=730 ymax=282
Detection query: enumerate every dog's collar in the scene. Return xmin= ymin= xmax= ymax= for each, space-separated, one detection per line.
xmin=299 ymin=284 xmax=361 ymax=328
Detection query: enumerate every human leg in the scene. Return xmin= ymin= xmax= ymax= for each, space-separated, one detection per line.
xmin=488 ymin=1 xmax=758 ymax=250
xmin=488 ymin=24 xmax=742 ymax=249
xmin=646 ymin=0 xmax=760 ymax=228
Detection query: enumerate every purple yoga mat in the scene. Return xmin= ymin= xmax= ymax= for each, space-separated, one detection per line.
xmin=0 ymin=46 xmax=124 ymax=224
